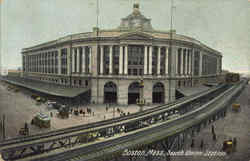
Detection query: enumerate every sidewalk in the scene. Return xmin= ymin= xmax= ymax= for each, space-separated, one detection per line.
xmin=172 ymin=84 xmax=250 ymax=161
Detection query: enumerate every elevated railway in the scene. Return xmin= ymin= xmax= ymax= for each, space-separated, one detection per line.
xmin=32 ymin=80 xmax=246 ymax=161
xmin=0 ymin=82 xmax=240 ymax=161
xmin=0 ymin=83 xmax=225 ymax=148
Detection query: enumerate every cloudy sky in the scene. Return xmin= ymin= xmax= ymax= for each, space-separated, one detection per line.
xmin=0 ymin=0 xmax=249 ymax=73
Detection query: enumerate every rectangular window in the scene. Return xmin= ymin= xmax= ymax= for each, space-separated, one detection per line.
xmin=128 ymin=69 xmax=131 ymax=75
xmin=133 ymin=68 xmax=137 ymax=75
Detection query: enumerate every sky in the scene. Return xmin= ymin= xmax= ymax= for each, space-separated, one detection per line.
xmin=0 ymin=0 xmax=250 ymax=73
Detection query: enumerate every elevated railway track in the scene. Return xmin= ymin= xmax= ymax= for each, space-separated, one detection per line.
xmin=33 ymin=80 xmax=246 ymax=161
xmin=0 ymin=82 xmax=242 ymax=161
xmin=0 ymin=83 xmax=225 ymax=148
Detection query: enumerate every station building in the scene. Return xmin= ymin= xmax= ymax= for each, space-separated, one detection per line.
xmin=21 ymin=4 xmax=222 ymax=105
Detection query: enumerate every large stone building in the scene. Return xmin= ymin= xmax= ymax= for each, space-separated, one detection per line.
xmin=21 ymin=4 xmax=222 ymax=105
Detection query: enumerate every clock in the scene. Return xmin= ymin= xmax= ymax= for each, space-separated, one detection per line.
xmin=132 ymin=19 xmax=140 ymax=27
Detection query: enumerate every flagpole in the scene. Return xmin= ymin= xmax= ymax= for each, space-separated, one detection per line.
xmin=96 ymin=0 xmax=99 ymax=36
xmin=169 ymin=0 xmax=174 ymax=101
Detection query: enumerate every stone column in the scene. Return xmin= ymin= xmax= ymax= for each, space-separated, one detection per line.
xmin=36 ymin=55 xmax=37 ymax=72
xmin=50 ymin=52 xmax=52 ymax=73
xmin=124 ymin=45 xmax=128 ymax=75
xmin=192 ymin=49 xmax=195 ymax=76
xmin=119 ymin=45 xmax=123 ymax=75
xmin=45 ymin=52 xmax=47 ymax=73
xmin=76 ymin=48 xmax=80 ymax=73
xmin=89 ymin=47 xmax=92 ymax=74
xmin=41 ymin=53 xmax=43 ymax=73
xmin=109 ymin=45 xmax=113 ymax=75
xmin=144 ymin=46 xmax=148 ymax=75
xmin=43 ymin=53 xmax=45 ymax=73
xmin=25 ymin=55 xmax=28 ymax=73
xmin=185 ymin=49 xmax=188 ymax=75
xmin=217 ymin=58 xmax=220 ymax=75
xmin=29 ymin=55 xmax=31 ymax=72
xmin=165 ymin=47 xmax=169 ymax=75
xmin=72 ymin=49 xmax=75 ymax=73
xmin=189 ymin=50 xmax=192 ymax=75
xmin=199 ymin=51 xmax=203 ymax=76
xmin=34 ymin=55 xmax=36 ymax=72
xmin=100 ymin=45 xmax=104 ymax=74
xmin=67 ymin=48 xmax=71 ymax=75
xmin=180 ymin=48 xmax=184 ymax=76
xmin=82 ymin=46 xmax=86 ymax=74
xmin=220 ymin=57 xmax=222 ymax=74
xmin=149 ymin=46 xmax=152 ymax=75
xmin=176 ymin=49 xmax=178 ymax=75
xmin=157 ymin=46 xmax=161 ymax=75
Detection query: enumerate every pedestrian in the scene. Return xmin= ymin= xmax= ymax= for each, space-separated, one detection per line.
xmin=233 ymin=137 xmax=237 ymax=152
xmin=200 ymin=139 xmax=204 ymax=149
xmin=50 ymin=112 xmax=53 ymax=118
xmin=191 ymin=139 xmax=195 ymax=148
xmin=83 ymin=111 xmax=85 ymax=117
xmin=104 ymin=115 xmax=106 ymax=120
xmin=211 ymin=125 xmax=215 ymax=134
xmin=24 ymin=122 xmax=28 ymax=130
xmin=213 ymin=133 xmax=217 ymax=141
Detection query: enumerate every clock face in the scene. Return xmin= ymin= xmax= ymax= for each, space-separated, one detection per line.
xmin=132 ymin=19 xmax=140 ymax=27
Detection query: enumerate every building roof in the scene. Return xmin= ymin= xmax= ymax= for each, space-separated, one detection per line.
xmin=176 ymin=85 xmax=211 ymax=96
xmin=21 ymin=3 xmax=222 ymax=56
xmin=1 ymin=76 xmax=89 ymax=98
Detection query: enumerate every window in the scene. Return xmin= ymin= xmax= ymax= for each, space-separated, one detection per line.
xmin=133 ymin=69 xmax=137 ymax=75
xmin=128 ymin=69 xmax=131 ymax=75
xmin=139 ymin=69 xmax=143 ymax=75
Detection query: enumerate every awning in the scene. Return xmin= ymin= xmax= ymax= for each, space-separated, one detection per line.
xmin=1 ymin=77 xmax=90 ymax=98
xmin=176 ymin=85 xmax=211 ymax=96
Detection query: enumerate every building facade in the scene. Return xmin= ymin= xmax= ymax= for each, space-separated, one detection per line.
xmin=21 ymin=4 xmax=222 ymax=105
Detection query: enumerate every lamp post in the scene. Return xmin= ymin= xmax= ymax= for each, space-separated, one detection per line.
xmin=137 ymin=78 xmax=145 ymax=112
